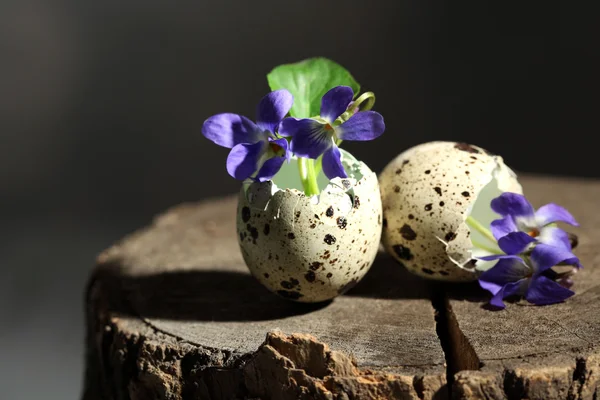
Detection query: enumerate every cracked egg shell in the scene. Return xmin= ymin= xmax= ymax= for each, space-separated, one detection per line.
xmin=236 ymin=159 xmax=382 ymax=303
xmin=379 ymin=141 xmax=522 ymax=282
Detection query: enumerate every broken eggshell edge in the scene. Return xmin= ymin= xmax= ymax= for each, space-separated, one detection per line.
xmin=236 ymin=152 xmax=383 ymax=303
xmin=379 ymin=141 xmax=523 ymax=282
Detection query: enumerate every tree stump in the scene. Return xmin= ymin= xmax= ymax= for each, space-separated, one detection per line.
xmin=83 ymin=176 xmax=600 ymax=400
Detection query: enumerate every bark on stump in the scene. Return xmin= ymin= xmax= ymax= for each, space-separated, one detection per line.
xmin=83 ymin=176 xmax=600 ymax=400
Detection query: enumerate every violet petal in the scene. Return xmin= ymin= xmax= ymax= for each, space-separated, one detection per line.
xmin=280 ymin=118 xmax=333 ymax=159
xmin=538 ymin=226 xmax=573 ymax=251
xmin=531 ymin=243 xmax=581 ymax=274
xmin=321 ymin=145 xmax=347 ymax=180
xmin=478 ymin=256 xmax=531 ymax=286
xmin=479 ymin=280 xmax=503 ymax=296
xmin=525 ymin=275 xmax=575 ymax=305
xmin=497 ymin=231 xmax=537 ymax=255
xmin=490 ymin=216 xmax=518 ymax=240
xmin=254 ymin=138 xmax=288 ymax=182
xmin=488 ymin=280 xmax=528 ymax=309
xmin=535 ymin=203 xmax=579 ymax=227
xmin=320 ymin=86 xmax=353 ymax=123
xmin=337 ymin=111 xmax=385 ymax=141
xmin=256 ymin=89 xmax=293 ymax=133
xmin=202 ymin=113 xmax=262 ymax=148
xmin=491 ymin=192 xmax=535 ymax=219
xmin=226 ymin=141 xmax=264 ymax=180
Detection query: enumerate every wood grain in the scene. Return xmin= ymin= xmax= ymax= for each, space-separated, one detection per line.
xmin=84 ymin=198 xmax=447 ymax=400
xmin=83 ymin=175 xmax=600 ymax=400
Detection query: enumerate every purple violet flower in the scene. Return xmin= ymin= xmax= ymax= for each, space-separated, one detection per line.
xmin=478 ymin=244 xmax=581 ymax=309
xmin=201 ymin=90 xmax=293 ymax=181
xmin=279 ymin=86 xmax=385 ymax=179
xmin=490 ymin=192 xmax=580 ymax=256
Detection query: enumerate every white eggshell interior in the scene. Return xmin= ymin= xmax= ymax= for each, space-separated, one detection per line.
xmin=237 ymin=150 xmax=382 ymax=302
xmin=379 ymin=141 xmax=522 ymax=282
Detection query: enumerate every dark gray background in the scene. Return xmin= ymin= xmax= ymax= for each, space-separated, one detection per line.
xmin=1 ymin=1 xmax=598 ymax=398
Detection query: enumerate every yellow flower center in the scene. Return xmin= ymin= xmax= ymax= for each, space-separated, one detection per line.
xmin=527 ymin=229 xmax=540 ymax=238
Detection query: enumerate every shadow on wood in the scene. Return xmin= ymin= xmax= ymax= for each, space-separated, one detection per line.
xmin=345 ymin=253 xmax=437 ymax=299
xmin=93 ymin=249 xmax=448 ymax=323
xmin=93 ymin=264 xmax=331 ymax=322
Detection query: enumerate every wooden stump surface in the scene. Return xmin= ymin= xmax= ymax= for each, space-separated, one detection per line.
xmin=84 ymin=175 xmax=600 ymax=400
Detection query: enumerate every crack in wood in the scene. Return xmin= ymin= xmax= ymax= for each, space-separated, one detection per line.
xmin=432 ymin=291 xmax=481 ymax=389
xmin=540 ymin=315 xmax=594 ymax=346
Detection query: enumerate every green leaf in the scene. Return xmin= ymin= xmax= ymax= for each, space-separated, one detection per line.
xmin=267 ymin=57 xmax=360 ymax=118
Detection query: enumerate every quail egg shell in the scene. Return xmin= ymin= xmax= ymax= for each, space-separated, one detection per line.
xmin=237 ymin=149 xmax=382 ymax=302
xmin=379 ymin=141 xmax=522 ymax=281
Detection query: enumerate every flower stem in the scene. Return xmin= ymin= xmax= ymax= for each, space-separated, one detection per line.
xmin=298 ymin=158 xmax=320 ymax=196
xmin=470 ymin=239 xmax=503 ymax=255
xmin=313 ymin=156 xmax=323 ymax=180
xmin=465 ymin=216 xmax=497 ymax=244
xmin=352 ymin=91 xmax=376 ymax=111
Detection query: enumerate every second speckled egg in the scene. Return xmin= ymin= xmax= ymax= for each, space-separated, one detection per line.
xmin=379 ymin=141 xmax=522 ymax=281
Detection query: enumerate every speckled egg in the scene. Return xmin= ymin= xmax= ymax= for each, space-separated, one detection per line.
xmin=236 ymin=153 xmax=382 ymax=302
xmin=379 ymin=141 xmax=522 ymax=281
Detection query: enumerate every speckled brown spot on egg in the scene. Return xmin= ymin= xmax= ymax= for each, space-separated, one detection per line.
xmin=454 ymin=142 xmax=480 ymax=153
xmin=277 ymin=290 xmax=303 ymax=299
xmin=399 ymin=224 xmax=417 ymax=241
xmin=324 ymin=234 xmax=336 ymax=245
xmin=434 ymin=187 xmax=442 ymax=196
xmin=287 ymin=232 xmax=295 ymax=239
xmin=462 ymin=191 xmax=470 ymax=197
xmin=336 ymin=217 xmax=347 ymax=229
xmin=424 ymin=203 xmax=433 ymax=211
xmin=246 ymin=224 xmax=258 ymax=243
xmin=280 ymin=280 xmax=296 ymax=289
xmin=392 ymin=244 xmax=414 ymax=260
xmin=310 ymin=262 xmax=323 ymax=271
xmin=304 ymin=271 xmax=316 ymax=283
xmin=241 ymin=206 xmax=251 ymax=223
xmin=422 ymin=268 xmax=435 ymax=275
xmin=326 ymin=206 xmax=334 ymax=217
